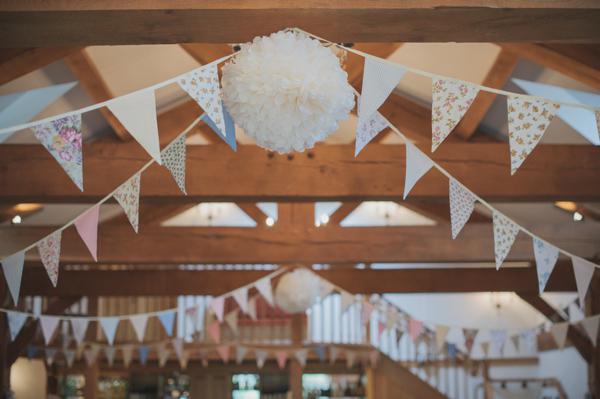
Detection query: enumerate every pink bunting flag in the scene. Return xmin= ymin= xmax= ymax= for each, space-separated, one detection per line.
xmin=37 ymin=231 xmax=62 ymax=287
xmin=216 ymin=345 xmax=230 ymax=364
xmin=74 ymin=206 xmax=99 ymax=261
xmin=378 ymin=321 xmax=386 ymax=337
xmin=275 ymin=351 xmax=288 ymax=369
xmin=463 ymin=328 xmax=478 ymax=352
xmin=208 ymin=321 xmax=221 ymax=344
xmin=409 ymin=319 xmax=424 ymax=342
xmin=572 ymin=256 xmax=596 ymax=309
xmin=210 ymin=296 xmax=225 ymax=323
xmin=361 ymin=302 xmax=376 ymax=326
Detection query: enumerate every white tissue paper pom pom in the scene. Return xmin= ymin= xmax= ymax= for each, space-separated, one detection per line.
xmin=274 ymin=269 xmax=320 ymax=313
xmin=222 ymin=30 xmax=355 ymax=154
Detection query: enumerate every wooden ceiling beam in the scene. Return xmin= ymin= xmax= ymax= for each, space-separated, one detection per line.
xmin=16 ymin=264 xmax=583 ymax=297
xmin=237 ymin=203 xmax=270 ymax=226
xmin=1 ymin=223 xmax=598 ymax=264
xmin=328 ymin=202 xmax=361 ymax=225
xmin=2 ymin=143 xmax=599 ymax=204
xmin=1 ymin=2 xmax=599 ymax=46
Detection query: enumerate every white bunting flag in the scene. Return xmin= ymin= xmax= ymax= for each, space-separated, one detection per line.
xmin=37 ymin=231 xmax=62 ymax=287
xmin=404 ymin=141 xmax=434 ymax=199
xmin=71 ymin=318 xmax=89 ymax=345
xmin=533 ymin=238 xmax=559 ymax=295
xmin=330 ymin=347 xmax=340 ymax=364
xmin=520 ymin=329 xmax=538 ymax=354
xmin=572 ymin=256 xmax=596 ymax=310
xmin=231 ymin=287 xmax=249 ymax=314
xmin=507 ymin=96 xmax=560 ymax=174
xmin=45 ymin=348 xmax=57 ymax=366
xmin=100 ymin=317 xmax=119 ymax=346
xmin=30 ymin=114 xmax=84 ymax=190
xmin=40 ymin=316 xmax=61 ymax=345
xmin=355 ymin=109 xmax=388 ymax=156
xmin=161 ymin=134 xmax=187 ymax=195
xmin=255 ymin=277 xmax=274 ymax=307
xmin=449 ymin=179 xmax=476 ymax=239
xmin=550 ymin=322 xmax=569 ymax=350
xmin=581 ymin=315 xmax=600 ymax=346
xmin=113 ymin=172 xmax=141 ymax=233
xmin=490 ymin=330 xmax=507 ymax=354
xmin=2 ymin=251 xmax=25 ymax=305
xmin=74 ymin=206 xmax=99 ymax=262
xmin=217 ymin=345 xmax=230 ymax=364
xmin=104 ymin=347 xmax=116 ymax=367
xmin=107 ymin=90 xmax=162 ymax=164
xmin=122 ymin=345 xmax=134 ymax=367
xmin=295 ymin=349 xmax=308 ymax=368
xmin=431 ymin=80 xmax=480 ymax=151
xmin=256 ymin=350 xmax=268 ymax=369
xmin=64 ymin=349 xmax=76 ymax=367
xmin=341 ymin=291 xmax=355 ymax=314
xmin=247 ymin=296 xmax=258 ymax=322
xmin=178 ymin=64 xmax=226 ymax=137
xmin=225 ymin=309 xmax=239 ymax=334
xmin=275 ymin=351 xmax=288 ymax=369
xmin=6 ymin=311 xmax=28 ymax=341
xmin=492 ymin=211 xmax=519 ymax=270
xmin=83 ymin=346 xmax=98 ymax=367
xmin=172 ymin=337 xmax=184 ymax=359
xmin=357 ymin=58 xmax=407 ymax=128
xmin=236 ymin=346 xmax=248 ymax=365
xmin=210 ymin=296 xmax=225 ymax=323
xmin=435 ymin=325 xmax=450 ymax=352
xmin=129 ymin=314 xmax=149 ymax=342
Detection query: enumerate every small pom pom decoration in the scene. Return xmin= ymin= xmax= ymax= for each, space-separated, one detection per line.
xmin=274 ymin=269 xmax=320 ymax=314
xmin=222 ymin=30 xmax=355 ymax=154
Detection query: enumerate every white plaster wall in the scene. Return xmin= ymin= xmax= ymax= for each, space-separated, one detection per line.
xmin=10 ymin=358 xmax=47 ymax=399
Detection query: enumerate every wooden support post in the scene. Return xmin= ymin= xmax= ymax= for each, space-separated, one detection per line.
xmin=289 ymin=313 xmax=303 ymax=399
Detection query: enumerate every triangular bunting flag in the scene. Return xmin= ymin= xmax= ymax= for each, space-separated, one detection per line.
xmin=318 ymin=279 xmax=336 ymax=300
xmin=396 ymin=329 xmax=404 ymax=344
xmin=74 ymin=206 xmax=99 ymax=262
xmin=410 ymin=319 xmax=424 ymax=342
xmin=138 ymin=346 xmax=150 ymax=366
xmin=490 ymin=330 xmax=507 ymax=354
xmin=6 ymin=311 xmax=28 ymax=341
xmin=481 ymin=342 xmax=490 ymax=358
xmin=40 ymin=316 xmax=61 ymax=345
xmin=178 ymin=64 xmax=225 ymax=134
xmin=341 ymin=291 xmax=354 ymax=314
xmin=216 ymin=345 xmax=230 ymax=364
xmin=581 ymin=315 xmax=600 ymax=346
xmin=158 ymin=347 xmax=171 ymax=368
xmin=533 ymin=238 xmax=559 ymax=295
xmin=256 ymin=350 xmax=268 ymax=369
xmin=520 ymin=329 xmax=538 ymax=354
xmin=463 ymin=328 xmax=478 ymax=352
xmin=225 ymin=309 xmax=238 ymax=334
xmin=46 ymin=348 xmax=57 ymax=366
xmin=71 ymin=318 xmax=89 ymax=345
xmin=378 ymin=321 xmax=386 ymax=338
xmin=64 ymin=349 xmax=76 ymax=367
xmin=355 ymin=109 xmax=388 ymax=156
xmin=236 ymin=346 xmax=248 ymax=365
xmin=346 ymin=350 xmax=357 ymax=369
xmin=129 ymin=314 xmax=149 ymax=342
xmin=492 ymin=211 xmax=519 ymax=270
xmin=449 ymin=179 xmax=476 ymax=239
xmin=160 ymin=134 xmax=187 ymax=194
xmin=330 ymin=347 xmax=340 ymax=364
xmin=30 ymin=114 xmax=84 ymax=190
xmin=83 ymin=348 xmax=96 ymax=367
xmin=2 ymin=251 xmax=25 ymax=306
xmin=113 ymin=172 xmax=141 ymax=233
xmin=369 ymin=351 xmax=379 ymax=368
xmin=431 ymin=80 xmax=479 ymax=151
xmin=208 ymin=321 xmax=220 ymax=344
xmin=185 ymin=306 xmax=197 ymax=326
xmin=255 ymin=277 xmax=274 ymax=307
xmin=357 ymin=58 xmax=407 ymax=128
xmin=158 ymin=311 xmax=176 ymax=337
xmin=313 ymin=346 xmax=326 ymax=362
xmin=210 ymin=296 xmax=225 ymax=323
xmin=231 ymin=287 xmax=249 ymax=314
xmin=248 ymin=296 xmax=258 ymax=321
xmin=385 ymin=311 xmax=400 ymax=330
xmin=572 ymin=256 xmax=596 ymax=310
xmin=37 ymin=231 xmax=62 ymax=287
xmin=507 ymin=96 xmax=559 ymax=174
xmin=202 ymin=105 xmax=237 ymax=151
xmin=100 ymin=317 xmax=119 ymax=346
xmin=172 ymin=338 xmax=184 ymax=359
xmin=122 ymin=345 xmax=134 ymax=367
xmin=511 ymin=335 xmax=520 ymax=352
xmin=595 ymin=110 xmax=600 ymax=141
xmin=295 ymin=349 xmax=308 ymax=368
xmin=180 ymin=350 xmax=191 ymax=369
xmin=199 ymin=349 xmax=209 ymax=368
xmin=361 ymin=302 xmax=376 ymax=326
xmin=107 ymin=91 xmax=162 ymax=164
xmin=550 ymin=322 xmax=570 ymax=350
xmin=275 ymin=351 xmax=288 ymax=369
xmin=27 ymin=346 xmax=38 ymax=361
xmin=104 ymin=347 xmax=116 ymax=367
xmin=404 ymin=141 xmax=434 ymax=199
xmin=435 ymin=325 xmax=451 ymax=352
xmin=447 ymin=343 xmax=456 ymax=362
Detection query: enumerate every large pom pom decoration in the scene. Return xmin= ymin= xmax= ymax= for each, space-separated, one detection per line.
xmin=274 ymin=269 xmax=320 ymax=313
xmin=222 ymin=31 xmax=355 ymax=154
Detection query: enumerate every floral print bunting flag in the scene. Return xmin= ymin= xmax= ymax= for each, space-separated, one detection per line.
xmin=113 ymin=172 xmax=141 ymax=233
xmin=463 ymin=328 xmax=478 ymax=352
xmin=355 ymin=110 xmax=388 ymax=156
xmin=31 ymin=114 xmax=83 ymax=191
xmin=37 ymin=231 xmax=62 ymax=287
xmin=533 ymin=238 xmax=559 ymax=295
xmin=431 ymin=80 xmax=479 ymax=151
xmin=493 ymin=211 xmax=519 ymax=270
xmin=449 ymin=179 xmax=476 ymax=239
xmin=507 ymin=95 xmax=560 ymax=175
xmin=161 ymin=134 xmax=187 ymax=195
